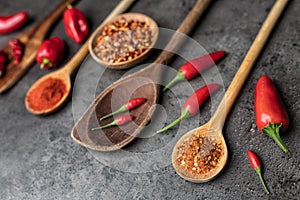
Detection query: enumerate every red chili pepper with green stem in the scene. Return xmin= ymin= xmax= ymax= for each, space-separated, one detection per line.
xmin=157 ymin=84 xmax=220 ymax=133
xmin=248 ymin=150 xmax=270 ymax=194
xmin=163 ymin=51 xmax=226 ymax=92
xmin=255 ymin=75 xmax=290 ymax=154
xmin=36 ymin=36 xmax=66 ymax=69
xmin=92 ymin=115 xmax=135 ymax=130
xmin=0 ymin=51 xmax=8 ymax=77
xmin=9 ymin=39 xmax=23 ymax=64
xmin=63 ymin=4 xmax=89 ymax=44
xmin=100 ymin=98 xmax=147 ymax=121
xmin=0 ymin=11 xmax=28 ymax=34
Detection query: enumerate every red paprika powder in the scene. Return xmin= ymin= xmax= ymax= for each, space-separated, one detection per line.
xmin=26 ymin=78 xmax=66 ymax=111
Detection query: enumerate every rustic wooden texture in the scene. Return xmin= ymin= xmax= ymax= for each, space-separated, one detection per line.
xmin=172 ymin=0 xmax=289 ymax=183
xmin=71 ymin=0 xmax=213 ymax=151
xmin=0 ymin=0 xmax=78 ymax=93
xmin=89 ymin=12 xmax=159 ymax=69
xmin=25 ymin=0 xmax=136 ymax=115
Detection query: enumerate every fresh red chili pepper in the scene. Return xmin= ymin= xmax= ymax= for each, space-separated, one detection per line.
xmin=163 ymin=51 xmax=226 ymax=92
xmin=254 ymin=75 xmax=290 ymax=154
xmin=63 ymin=4 xmax=89 ymax=44
xmin=36 ymin=36 xmax=66 ymax=69
xmin=0 ymin=50 xmax=8 ymax=77
xmin=92 ymin=115 xmax=135 ymax=130
xmin=0 ymin=11 xmax=28 ymax=34
xmin=9 ymin=39 xmax=23 ymax=64
xmin=247 ymin=150 xmax=270 ymax=194
xmin=157 ymin=84 xmax=220 ymax=133
xmin=100 ymin=98 xmax=147 ymax=121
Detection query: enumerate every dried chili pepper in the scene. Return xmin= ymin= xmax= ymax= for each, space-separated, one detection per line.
xmin=247 ymin=150 xmax=270 ymax=194
xmin=92 ymin=115 xmax=135 ymax=130
xmin=254 ymin=75 xmax=290 ymax=154
xmin=100 ymin=98 xmax=147 ymax=120
xmin=9 ymin=39 xmax=23 ymax=64
xmin=157 ymin=84 xmax=220 ymax=133
xmin=36 ymin=36 xmax=66 ymax=69
xmin=0 ymin=11 xmax=28 ymax=34
xmin=0 ymin=50 xmax=8 ymax=77
xmin=163 ymin=51 xmax=226 ymax=92
xmin=63 ymin=4 xmax=89 ymax=44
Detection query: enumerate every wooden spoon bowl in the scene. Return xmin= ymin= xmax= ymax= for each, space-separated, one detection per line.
xmin=89 ymin=13 xmax=159 ymax=69
xmin=172 ymin=123 xmax=228 ymax=183
xmin=25 ymin=69 xmax=71 ymax=115
xmin=72 ymin=74 xmax=158 ymax=151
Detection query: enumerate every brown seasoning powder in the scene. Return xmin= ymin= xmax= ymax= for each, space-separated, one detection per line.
xmin=176 ymin=133 xmax=223 ymax=175
xmin=94 ymin=17 xmax=153 ymax=64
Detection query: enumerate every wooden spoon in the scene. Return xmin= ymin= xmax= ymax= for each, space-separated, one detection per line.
xmin=25 ymin=0 xmax=136 ymax=115
xmin=71 ymin=0 xmax=213 ymax=151
xmin=0 ymin=0 xmax=78 ymax=94
xmin=172 ymin=0 xmax=289 ymax=183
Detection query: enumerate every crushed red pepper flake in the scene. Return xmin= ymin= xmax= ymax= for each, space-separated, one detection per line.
xmin=176 ymin=133 xmax=223 ymax=175
xmin=94 ymin=17 xmax=154 ymax=64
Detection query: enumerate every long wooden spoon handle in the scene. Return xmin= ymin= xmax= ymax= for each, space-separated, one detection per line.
xmin=154 ymin=0 xmax=212 ymax=65
xmin=63 ymin=0 xmax=136 ymax=74
xmin=210 ymin=0 xmax=289 ymax=129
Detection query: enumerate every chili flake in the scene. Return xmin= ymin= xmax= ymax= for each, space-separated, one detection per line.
xmin=93 ymin=17 xmax=154 ymax=64
xmin=176 ymin=133 xmax=223 ymax=175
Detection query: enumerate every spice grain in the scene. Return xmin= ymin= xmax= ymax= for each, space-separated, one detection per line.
xmin=94 ymin=17 xmax=154 ymax=64
xmin=177 ymin=133 xmax=223 ymax=175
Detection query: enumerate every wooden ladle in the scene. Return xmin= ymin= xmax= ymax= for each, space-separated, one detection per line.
xmin=172 ymin=0 xmax=289 ymax=183
xmin=71 ymin=0 xmax=213 ymax=151
xmin=25 ymin=0 xmax=136 ymax=115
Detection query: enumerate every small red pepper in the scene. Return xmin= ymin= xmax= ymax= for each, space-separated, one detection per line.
xmin=254 ymin=75 xmax=290 ymax=154
xmin=63 ymin=4 xmax=89 ymax=44
xmin=163 ymin=51 xmax=226 ymax=92
xmin=157 ymin=84 xmax=220 ymax=133
xmin=100 ymin=98 xmax=147 ymax=120
xmin=9 ymin=39 xmax=23 ymax=64
xmin=247 ymin=150 xmax=270 ymax=194
xmin=0 ymin=11 xmax=28 ymax=34
xmin=36 ymin=36 xmax=66 ymax=69
xmin=92 ymin=115 xmax=135 ymax=130
xmin=0 ymin=50 xmax=8 ymax=77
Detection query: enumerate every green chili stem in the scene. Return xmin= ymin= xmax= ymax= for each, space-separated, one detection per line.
xmin=40 ymin=58 xmax=52 ymax=69
xmin=156 ymin=109 xmax=189 ymax=133
xmin=91 ymin=121 xmax=117 ymax=131
xmin=255 ymin=168 xmax=270 ymax=194
xmin=262 ymin=123 xmax=290 ymax=154
xmin=162 ymin=71 xmax=186 ymax=92
xmin=100 ymin=105 xmax=126 ymax=121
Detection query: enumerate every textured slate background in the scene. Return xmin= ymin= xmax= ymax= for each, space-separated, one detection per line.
xmin=0 ymin=0 xmax=299 ymax=199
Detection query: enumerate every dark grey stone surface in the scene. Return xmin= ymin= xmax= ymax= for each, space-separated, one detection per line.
xmin=0 ymin=0 xmax=299 ymax=199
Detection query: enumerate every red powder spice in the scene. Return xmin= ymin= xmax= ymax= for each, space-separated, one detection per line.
xmin=26 ymin=77 xmax=66 ymax=111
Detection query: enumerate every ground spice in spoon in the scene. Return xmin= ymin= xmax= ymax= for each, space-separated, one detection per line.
xmin=176 ymin=133 xmax=223 ymax=175
xmin=26 ymin=77 xmax=66 ymax=112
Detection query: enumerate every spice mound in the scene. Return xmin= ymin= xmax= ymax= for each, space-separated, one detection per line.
xmin=26 ymin=78 xmax=66 ymax=112
xmin=176 ymin=133 xmax=223 ymax=175
xmin=94 ymin=17 xmax=154 ymax=64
